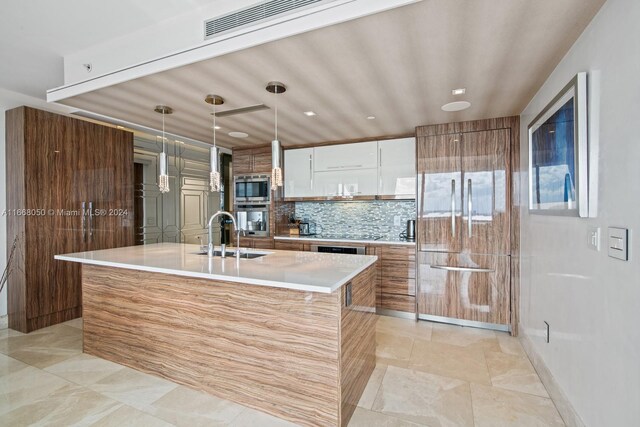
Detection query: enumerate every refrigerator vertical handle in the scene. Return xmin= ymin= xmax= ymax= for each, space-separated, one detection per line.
xmin=467 ymin=179 xmax=472 ymax=237
xmin=450 ymin=179 xmax=456 ymax=236
xmin=88 ymin=201 xmax=94 ymax=241
xmin=81 ymin=201 xmax=86 ymax=243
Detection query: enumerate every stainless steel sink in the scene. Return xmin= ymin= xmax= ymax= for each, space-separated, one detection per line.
xmin=196 ymin=251 xmax=267 ymax=259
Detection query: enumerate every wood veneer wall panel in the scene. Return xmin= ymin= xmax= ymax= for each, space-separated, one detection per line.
xmin=82 ymin=265 xmax=342 ymax=426
xmin=340 ymin=265 xmax=376 ymax=426
xmin=6 ymin=107 xmax=27 ymax=332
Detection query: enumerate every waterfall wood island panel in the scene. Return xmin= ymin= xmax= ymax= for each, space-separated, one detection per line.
xmin=58 ymin=243 xmax=377 ymax=426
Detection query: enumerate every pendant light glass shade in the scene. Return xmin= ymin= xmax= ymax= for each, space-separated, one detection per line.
xmin=205 ymin=94 xmax=224 ymax=193
xmin=209 ymin=146 xmax=221 ymax=192
xmin=266 ymin=81 xmax=286 ymax=191
xmin=154 ymin=105 xmax=173 ymax=194
xmin=271 ymin=139 xmax=282 ymax=189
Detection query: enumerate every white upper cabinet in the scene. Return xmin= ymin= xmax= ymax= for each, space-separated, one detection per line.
xmin=313 ymin=169 xmax=379 ymax=198
xmin=284 ymin=148 xmax=313 ymax=198
xmin=313 ymin=141 xmax=378 ymax=172
xmin=378 ymin=137 xmax=416 ymax=198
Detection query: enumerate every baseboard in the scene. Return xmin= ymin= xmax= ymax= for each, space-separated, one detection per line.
xmin=0 ymin=315 xmax=7 ymax=330
xmin=519 ymin=325 xmax=585 ymax=427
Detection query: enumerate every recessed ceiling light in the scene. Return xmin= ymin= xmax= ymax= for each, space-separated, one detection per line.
xmin=367 ymin=116 xmax=376 ymax=120
xmin=212 ymin=125 xmax=221 ymax=130
xmin=303 ymin=111 xmax=317 ymax=117
xmin=116 ymin=125 xmax=125 ymax=130
xmin=441 ymin=101 xmax=471 ymax=112
xmin=451 ymin=88 xmax=466 ymax=95
xmin=229 ymin=131 xmax=249 ymax=138
xmin=175 ymin=140 xmax=184 ymax=144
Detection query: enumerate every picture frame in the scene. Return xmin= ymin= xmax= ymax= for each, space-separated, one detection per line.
xmin=528 ymin=72 xmax=588 ymax=217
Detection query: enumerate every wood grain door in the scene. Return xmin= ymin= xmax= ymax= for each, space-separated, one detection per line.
xmin=417 ymin=134 xmax=462 ymax=253
xmin=417 ymin=252 xmax=510 ymax=325
xmin=461 ymin=130 xmax=510 ymax=255
xmin=25 ymin=109 xmax=83 ymax=316
xmin=86 ymin=126 xmax=135 ymax=251
xmin=251 ymin=147 xmax=272 ymax=174
xmin=232 ymin=149 xmax=253 ymax=175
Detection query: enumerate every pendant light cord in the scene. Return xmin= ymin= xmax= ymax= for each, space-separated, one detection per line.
xmin=274 ymin=87 xmax=278 ymax=140
xmin=162 ymin=112 xmax=166 ymax=154
xmin=212 ymin=102 xmax=216 ymax=148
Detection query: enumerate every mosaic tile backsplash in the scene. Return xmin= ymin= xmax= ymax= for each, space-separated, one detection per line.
xmin=294 ymin=200 xmax=416 ymax=239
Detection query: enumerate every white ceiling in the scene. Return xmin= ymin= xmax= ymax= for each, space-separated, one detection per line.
xmin=0 ymin=0 xmax=220 ymax=98
xmin=5 ymin=0 xmax=605 ymax=149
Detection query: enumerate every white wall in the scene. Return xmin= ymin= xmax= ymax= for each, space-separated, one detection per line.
xmin=519 ymin=0 xmax=640 ymax=425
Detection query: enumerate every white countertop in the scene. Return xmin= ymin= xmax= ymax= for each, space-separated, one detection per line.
xmin=55 ymin=243 xmax=377 ymax=294
xmin=274 ymin=235 xmax=416 ymax=246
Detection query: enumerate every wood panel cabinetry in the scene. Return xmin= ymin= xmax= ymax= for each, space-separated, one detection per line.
xmin=416 ymin=117 xmax=518 ymax=332
xmin=239 ymin=237 xmax=275 ymax=249
xmin=6 ymin=106 xmax=134 ymax=332
xmin=274 ymin=241 xmax=306 ymax=251
xmin=232 ymin=146 xmax=271 ymax=175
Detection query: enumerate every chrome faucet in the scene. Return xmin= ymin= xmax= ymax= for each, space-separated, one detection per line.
xmin=207 ymin=210 xmax=242 ymax=260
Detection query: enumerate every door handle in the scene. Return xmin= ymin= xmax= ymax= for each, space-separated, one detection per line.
xmin=431 ymin=265 xmax=494 ymax=273
xmin=88 ymin=201 xmax=94 ymax=241
xmin=450 ymin=179 xmax=456 ymax=237
xmin=467 ymin=178 xmax=472 ymax=238
xmin=309 ymin=154 xmax=313 ymax=190
xmin=81 ymin=201 xmax=86 ymax=243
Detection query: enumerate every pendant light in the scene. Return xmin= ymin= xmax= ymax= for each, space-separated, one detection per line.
xmin=154 ymin=105 xmax=173 ymax=193
xmin=205 ymin=94 xmax=224 ymax=192
xmin=266 ymin=81 xmax=286 ymax=190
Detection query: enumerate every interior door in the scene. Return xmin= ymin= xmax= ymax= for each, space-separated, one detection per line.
xmin=461 ymin=129 xmax=510 ymax=255
xmin=417 ymin=134 xmax=462 ymax=252
xmin=417 ymin=252 xmax=510 ymax=325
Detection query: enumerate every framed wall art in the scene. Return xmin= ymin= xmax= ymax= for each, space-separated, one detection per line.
xmin=528 ymin=72 xmax=588 ymax=217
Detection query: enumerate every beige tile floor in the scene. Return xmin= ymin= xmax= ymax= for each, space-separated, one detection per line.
xmin=0 ymin=316 xmax=565 ymax=426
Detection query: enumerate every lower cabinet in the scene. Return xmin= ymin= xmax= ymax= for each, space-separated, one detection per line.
xmin=274 ymin=241 xmax=306 ymax=251
xmin=376 ymin=245 xmax=416 ymax=314
xmin=239 ymin=237 xmax=275 ymax=249
xmin=417 ymin=252 xmax=510 ymax=326
xmin=272 ymin=239 xmax=418 ymax=315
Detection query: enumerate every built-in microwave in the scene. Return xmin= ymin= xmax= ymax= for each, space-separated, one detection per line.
xmin=234 ymin=175 xmax=270 ymax=203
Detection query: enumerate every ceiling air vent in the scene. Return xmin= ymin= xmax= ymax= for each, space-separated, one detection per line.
xmin=204 ymin=0 xmax=333 ymax=39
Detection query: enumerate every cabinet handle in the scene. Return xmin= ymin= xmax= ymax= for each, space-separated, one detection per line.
xmin=450 ymin=179 xmax=456 ymax=237
xmin=431 ymin=265 xmax=494 ymax=273
xmin=309 ymin=154 xmax=313 ymax=190
xmin=327 ymin=165 xmax=362 ymax=169
xmin=88 ymin=201 xmax=94 ymax=241
xmin=81 ymin=201 xmax=86 ymax=243
xmin=467 ymin=179 xmax=472 ymax=238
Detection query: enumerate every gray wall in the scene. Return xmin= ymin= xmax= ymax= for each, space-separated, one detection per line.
xmin=134 ymin=136 xmax=221 ymax=246
xmin=519 ymin=0 xmax=640 ymax=424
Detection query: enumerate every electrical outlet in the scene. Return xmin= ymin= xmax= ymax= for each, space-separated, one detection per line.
xmin=394 ymin=215 xmax=401 ymax=226
xmin=588 ymin=227 xmax=600 ymax=251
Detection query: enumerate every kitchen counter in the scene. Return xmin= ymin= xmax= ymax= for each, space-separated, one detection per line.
xmin=56 ymin=242 xmax=377 ymax=425
xmin=275 ymin=234 xmax=416 ymax=246
xmin=55 ymin=242 xmax=376 ymax=294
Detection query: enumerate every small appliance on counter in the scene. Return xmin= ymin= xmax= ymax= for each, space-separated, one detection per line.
xmin=235 ymin=204 xmax=269 ymax=237
xmin=399 ymin=219 xmax=416 ymax=241
xmin=298 ymin=221 xmax=317 ymax=236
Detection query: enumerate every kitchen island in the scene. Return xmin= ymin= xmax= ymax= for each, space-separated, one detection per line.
xmin=56 ymin=243 xmax=377 ymax=426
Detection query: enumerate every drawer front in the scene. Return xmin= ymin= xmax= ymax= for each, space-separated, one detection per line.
xmin=380 ymin=294 xmax=415 ymax=313
xmin=380 ymin=246 xmax=416 ymax=262
xmin=252 ymin=238 xmax=275 ymax=249
xmin=381 ymin=261 xmax=416 ymax=279
xmin=381 ymin=278 xmax=416 ymax=296
xmin=274 ymin=241 xmax=305 ymax=251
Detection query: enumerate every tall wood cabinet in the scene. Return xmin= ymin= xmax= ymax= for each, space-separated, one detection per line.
xmin=6 ymin=107 xmax=134 ymax=332
xmin=416 ymin=117 xmax=519 ymax=332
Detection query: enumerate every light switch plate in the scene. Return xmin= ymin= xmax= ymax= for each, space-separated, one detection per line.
xmin=588 ymin=227 xmax=600 ymax=251
xmin=608 ymin=227 xmax=629 ymax=261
